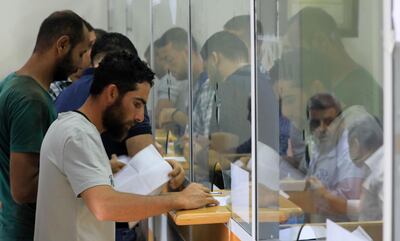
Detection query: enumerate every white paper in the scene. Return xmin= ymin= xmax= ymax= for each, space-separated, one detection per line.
xmin=279 ymin=190 xmax=290 ymax=199
xmin=231 ymin=163 xmax=250 ymax=223
xmin=213 ymin=195 xmax=230 ymax=206
xmin=114 ymin=145 xmax=172 ymax=195
xmin=279 ymin=225 xmax=326 ymax=241
xmin=327 ymin=219 xmax=365 ymax=241
xmin=117 ymin=155 xmax=130 ymax=164
xmin=257 ymin=141 xmax=280 ymax=190
xmin=352 ymin=226 xmax=373 ymax=241
xmin=164 ymin=156 xmax=186 ymax=163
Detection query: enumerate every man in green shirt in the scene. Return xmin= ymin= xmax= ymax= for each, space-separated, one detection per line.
xmin=0 ymin=10 xmax=91 ymax=241
xmin=284 ymin=7 xmax=383 ymax=121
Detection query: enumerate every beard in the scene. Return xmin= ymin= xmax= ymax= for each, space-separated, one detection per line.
xmin=102 ymin=98 xmax=136 ymax=141
xmin=53 ymin=49 xmax=76 ymax=81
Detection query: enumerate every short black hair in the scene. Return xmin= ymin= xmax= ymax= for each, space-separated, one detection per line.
xmin=307 ymin=93 xmax=341 ymax=115
xmin=144 ymin=38 xmax=163 ymax=63
xmin=34 ymin=10 xmax=86 ymax=52
xmin=224 ymin=15 xmax=264 ymax=47
xmin=158 ymin=27 xmax=198 ymax=52
xmin=82 ymin=19 xmax=94 ymax=32
xmin=200 ymin=31 xmax=248 ymax=62
xmin=94 ymin=28 xmax=107 ymax=40
xmin=288 ymin=7 xmax=340 ymax=46
xmin=90 ymin=32 xmax=138 ymax=64
xmin=91 ymin=51 xmax=154 ymax=97
xmin=348 ymin=117 xmax=383 ymax=151
xmin=269 ymin=48 xmax=330 ymax=87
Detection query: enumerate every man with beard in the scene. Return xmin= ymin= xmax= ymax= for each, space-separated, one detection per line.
xmin=305 ymin=93 xmax=365 ymax=221
xmin=34 ymin=51 xmax=218 ymax=241
xmin=0 ymin=10 xmax=91 ymax=241
xmin=55 ymin=32 xmax=186 ymax=241
xmin=48 ymin=22 xmax=105 ymax=101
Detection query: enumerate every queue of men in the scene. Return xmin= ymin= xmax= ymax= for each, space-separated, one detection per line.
xmin=0 ymin=6 xmax=385 ymax=241
xmin=0 ymin=10 xmax=217 ymax=241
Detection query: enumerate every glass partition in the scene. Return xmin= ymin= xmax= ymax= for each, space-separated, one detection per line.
xmin=256 ymin=1 xmax=280 ymax=239
xmin=394 ymin=42 xmax=400 ymax=240
xmin=124 ymin=0 xmax=388 ymax=240
xmin=266 ymin=0 xmax=384 ymax=240
xmin=191 ymin=0 xmax=253 ymax=234
xmin=151 ymin=0 xmax=190 ymax=177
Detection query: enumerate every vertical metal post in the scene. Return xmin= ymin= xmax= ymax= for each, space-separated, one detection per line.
xmin=250 ymin=0 xmax=257 ymax=239
xmin=383 ymin=0 xmax=394 ymax=240
xmin=188 ymin=0 xmax=194 ymax=182
xmin=150 ymin=0 xmax=156 ymax=154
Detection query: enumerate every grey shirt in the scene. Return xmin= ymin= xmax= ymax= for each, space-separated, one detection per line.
xmin=34 ymin=111 xmax=115 ymax=241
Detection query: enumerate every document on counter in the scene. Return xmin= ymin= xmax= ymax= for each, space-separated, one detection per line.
xmin=327 ymin=219 xmax=371 ymax=241
xmin=114 ymin=144 xmax=173 ymax=195
xmin=231 ymin=163 xmax=250 ymax=223
xmin=212 ymin=194 xmax=230 ymax=206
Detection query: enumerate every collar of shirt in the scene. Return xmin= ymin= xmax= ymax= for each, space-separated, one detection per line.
xmin=82 ymin=67 xmax=95 ymax=76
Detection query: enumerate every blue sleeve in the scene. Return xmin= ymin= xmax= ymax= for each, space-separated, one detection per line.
xmin=55 ymin=77 xmax=92 ymax=113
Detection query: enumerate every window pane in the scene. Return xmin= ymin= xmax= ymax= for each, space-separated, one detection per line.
xmin=256 ymin=0 xmax=280 ymax=239
xmin=191 ymin=0 xmax=253 ymax=234
xmin=151 ymin=0 xmax=190 ymax=178
xmin=258 ymin=0 xmax=384 ymax=239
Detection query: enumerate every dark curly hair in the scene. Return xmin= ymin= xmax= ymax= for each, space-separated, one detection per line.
xmin=91 ymin=51 xmax=154 ymax=96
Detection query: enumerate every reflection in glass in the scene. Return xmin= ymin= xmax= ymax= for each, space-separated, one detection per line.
xmin=270 ymin=2 xmax=384 ymax=240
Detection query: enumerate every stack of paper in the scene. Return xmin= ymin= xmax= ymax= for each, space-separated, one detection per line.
xmin=327 ymin=219 xmax=372 ymax=241
xmin=114 ymin=145 xmax=172 ymax=195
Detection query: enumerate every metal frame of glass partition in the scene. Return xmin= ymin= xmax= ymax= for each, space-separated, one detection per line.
xmin=383 ymin=0 xmax=394 ymax=241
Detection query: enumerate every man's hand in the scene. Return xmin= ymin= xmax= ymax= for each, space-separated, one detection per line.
xmin=306 ymin=176 xmax=327 ymax=199
xmin=176 ymin=183 xmax=219 ymax=210
xmin=110 ymin=154 xmax=126 ymax=174
xmin=166 ymin=159 xmax=185 ymax=190
xmin=158 ymin=108 xmax=176 ymax=127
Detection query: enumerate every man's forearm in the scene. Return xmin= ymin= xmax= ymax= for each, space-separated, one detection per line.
xmin=10 ymin=152 xmax=40 ymax=204
xmin=84 ymin=186 xmax=183 ymax=222
xmin=125 ymin=134 xmax=153 ymax=156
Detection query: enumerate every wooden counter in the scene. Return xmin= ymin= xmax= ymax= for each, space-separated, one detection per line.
xmin=169 ymin=193 xmax=303 ymax=226
xmin=169 ymin=205 xmax=231 ymax=225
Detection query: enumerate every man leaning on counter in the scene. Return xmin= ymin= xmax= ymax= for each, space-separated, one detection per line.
xmin=34 ymin=51 xmax=218 ymax=241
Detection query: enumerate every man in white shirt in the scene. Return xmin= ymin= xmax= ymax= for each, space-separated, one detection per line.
xmin=306 ymin=94 xmax=365 ymax=221
xmin=34 ymin=51 xmax=218 ymax=241
xmin=346 ymin=109 xmax=383 ymax=221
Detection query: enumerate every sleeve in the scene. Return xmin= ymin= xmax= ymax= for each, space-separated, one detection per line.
xmin=10 ymin=99 xmax=52 ymax=153
xmin=63 ymin=131 xmax=112 ymax=197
